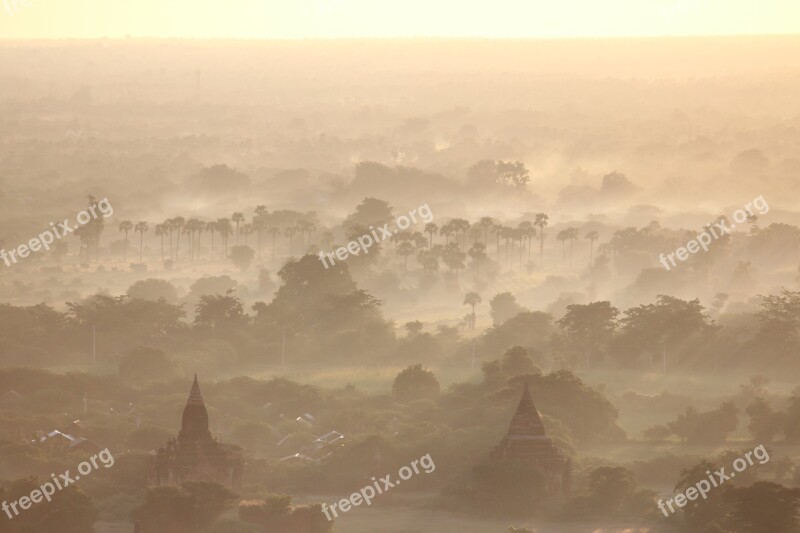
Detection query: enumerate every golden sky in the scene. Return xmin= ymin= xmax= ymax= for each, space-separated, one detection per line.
xmin=0 ymin=0 xmax=799 ymax=39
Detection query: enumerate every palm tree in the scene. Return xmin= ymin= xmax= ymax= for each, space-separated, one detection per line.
xmin=463 ymin=291 xmax=481 ymax=329
xmin=268 ymin=227 xmax=280 ymax=258
xmin=468 ymin=242 xmax=487 ymax=275
xmin=493 ymin=223 xmax=503 ymax=261
xmin=296 ymin=220 xmax=315 ymax=249
xmin=585 ymin=230 xmax=599 ymax=267
xmin=439 ymin=221 xmax=456 ymax=244
xmin=184 ymin=218 xmax=201 ymax=261
xmin=164 ymin=218 xmax=174 ymax=260
xmin=500 ymin=226 xmax=513 ymax=267
xmin=232 ymin=212 xmax=245 ymax=244
xmin=468 ymin=224 xmax=483 ymax=245
xmin=534 ymin=213 xmax=549 ymax=264
xmin=556 ymin=229 xmax=569 ymax=267
xmin=243 ymin=222 xmax=253 ymax=246
xmin=566 ymin=227 xmax=579 ymax=268
xmin=118 ymin=220 xmax=133 ymax=261
xmin=216 ymin=218 xmax=233 ymax=260
xmin=513 ymin=227 xmax=525 ymax=269
xmin=194 ymin=220 xmax=204 ymax=260
xmin=253 ymin=205 xmax=268 ymax=258
xmin=284 ymin=226 xmax=298 ymax=256
xmin=397 ymin=241 xmax=414 ymax=272
xmin=206 ymin=221 xmax=217 ymax=260
xmin=134 ymin=221 xmax=149 ymax=263
xmin=424 ymin=222 xmax=438 ymax=248
xmin=450 ymin=218 xmax=471 ymax=248
xmin=253 ymin=209 xmax=267 ymax=258
xmin=171 ymin=217 xmax=185 ymax=261
xmin=478 ymin=217 xmax=494 ymax=246
xmin=321 ymin=231 xmax=334 ymax=251
xmin=518 ymin=221 xmax=535 ymax=265
xmin=154 ymin=223 xmax=167 ymax=262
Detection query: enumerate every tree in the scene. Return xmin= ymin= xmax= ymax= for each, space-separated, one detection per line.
xmin=440 ymin=220 xmax=456 ymax=244
xmin=253 ymin=206 xmax=268 ymax=257
xmin=268 ymin=226 xmax=280 ymax=258
xmin=132 ymin=482 xmax=236 ymax=533
xmin=450 ymin=218 xmax=471 ymax=248
xmin=232 ymin=212 xmax=245 ymax=244
xmin=674 ymin=460 xmax=732 ymax=530
xmin=667 ymin=402 xmax=739 ymax=444
xmin=119 ymin=346 xmax=179 ymax=384
xmin=500 ymin=346 xmax=537 ymax=375
xmin=746 ymin=397 xmax=784 ymax=442
xmin=424 ymin=222 xmax=438 ymax=248
xmin=397 ymin=240 xmax=415 ymax=272
xmin=534 ymin=213 xmax=548 ymax=263
xmin=726 ymin=482 xmax=800 ymax=533
xmin=557 ymin=301 xmax=619 ymax=368
xmin=468 ymin=242 xmax=487 ymax=275
xmin=170 ymin=217 xmax=186 ymax=261
xmin=183 ymin=218 xmax=201 ymax=261
xmin=392 ymin=364 xmax=440 ymax=402
xmin=556 ymin=229 xmax=569 ymax=266
xmin=468 ymin=160 xmax=530 ymax=189
xmin=464 ymin=292 xmax=482 ymax=329
xmin=441 ymin=242 xmax=466 ymax=275
xmin=0 ymin=477 xmax=96 ymax=532
xmin=216 ymin=218 xmax=233 ymax=260
xmin=478 ymin=216 xmax=495 ymax=246
xmin=205 ymin=221 xmax=216 ymax=260
xmin=405 ymin=320 xmax=424 ymax=336
xmin=118 ymin=220 xmax=133 ymax=261
xmin=566 ymin=227 xmax=579 ymax=268
xmin=284 ymin=226 xmax=298 ymax=257
xmin=490 ymin=292 xmax=526 ymax=326
xmin=344 ymin=197 xmax=393 ymax=230
xmin=135 ymin=221 xmax=149 ymax=263
xmin=127 ymin=278 xmax=178 ymax=303
xmin=194 ymin=292 xmax=246 ymax=329
xmin=614 ymin=295 xmax=713 ymax=368
xmin=230 ymin=245 xmax=256 ymax=271
xmin=585 ymin=230 xmax=599 ymax=267
xmin=518 ymin=221 xmax=535 ymax=265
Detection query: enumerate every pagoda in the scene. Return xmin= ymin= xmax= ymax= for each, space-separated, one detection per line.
xmin=151 ymin=375 xmax=244 ymax=489
xmin=491 ymin=382 xmax=571 ymax=496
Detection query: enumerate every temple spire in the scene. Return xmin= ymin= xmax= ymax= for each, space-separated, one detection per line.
xmin=506 ymin=382 xmax=547 ymax=439
xmin=187 ymin=373 xmax=204 ymax=406
xmin=180 ymin=374 xmax=210 ymax=439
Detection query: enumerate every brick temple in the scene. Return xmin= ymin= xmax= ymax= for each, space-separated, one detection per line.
xmin=491 ymin=382 xmax=571 ymax=496
xmin=151 ymin=375 xmax=244 ymax=489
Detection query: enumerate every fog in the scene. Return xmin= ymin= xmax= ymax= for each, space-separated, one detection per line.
xmin=1 ymin=35 xmax=800 ymax=532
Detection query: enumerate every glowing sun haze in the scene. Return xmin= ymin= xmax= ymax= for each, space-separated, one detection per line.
xmin=1 ymin=0 xmax=799 ymax=39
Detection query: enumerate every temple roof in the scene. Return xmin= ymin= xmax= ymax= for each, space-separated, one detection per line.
xmin=505 ymin=382 xmax=547 ymax=440
xmin=180 ymin=374 xmax=211 ymax=440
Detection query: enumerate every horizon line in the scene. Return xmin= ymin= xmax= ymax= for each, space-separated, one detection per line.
xmin=1 ymin=33 xmax=800 ymax=43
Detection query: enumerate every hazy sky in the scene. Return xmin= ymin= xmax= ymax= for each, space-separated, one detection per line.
xmin=0 ymin=0 xmax=798 ymax=39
